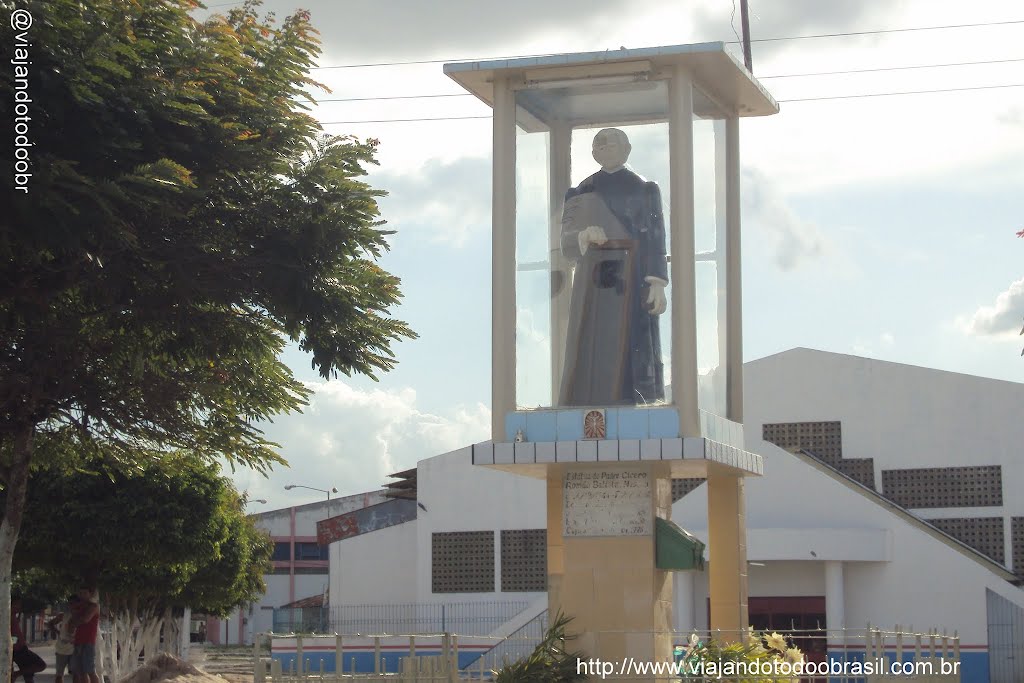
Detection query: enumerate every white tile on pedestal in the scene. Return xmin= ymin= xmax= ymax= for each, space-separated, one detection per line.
xmin=577 ymin=440 xmax=598 ymax=461
xmin=619 ymin=439 xmax=640 ymax=460
xmin=597 ymin=440 xmax=619 ymax=461
xmin=514 ymin=442 xmax=535 ymax=464
xmin=640 ymin=439 xmax=661 ymax=460
xmin=683 ymin=438 xmax=706 ymax=460
xmin=536 ymin=442 xmax=556 ymax=464
xmin=494 ymin=442 xmax=514 ymax=464
xmin=556 ymin=441 xmax=577 ymax=462
xmin=662 ymin=438 xmax=683 ymax=459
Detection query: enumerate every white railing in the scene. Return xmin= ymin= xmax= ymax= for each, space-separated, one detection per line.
xmin=254 ymin=624 xmax=962 ymax=682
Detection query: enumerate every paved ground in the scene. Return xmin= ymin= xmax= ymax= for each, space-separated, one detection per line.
xmin=18 ymin=642 xmax=253 ymax=683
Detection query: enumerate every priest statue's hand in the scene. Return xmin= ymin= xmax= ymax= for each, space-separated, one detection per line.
xmin=577 ymin=225 xmax=609 ymax=256
xmin=644 ymin=276 xmax=668 ymax=315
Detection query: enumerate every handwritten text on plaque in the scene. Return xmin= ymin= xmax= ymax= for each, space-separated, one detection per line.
xmin=563 ymin=469 xmax=652 ymax=537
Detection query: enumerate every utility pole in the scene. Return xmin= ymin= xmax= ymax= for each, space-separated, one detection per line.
xmin=739 ymin=0 xmax=753 ymax=73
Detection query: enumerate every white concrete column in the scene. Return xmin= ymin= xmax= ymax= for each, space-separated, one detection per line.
xmin=668 ymin=64 xmax=700 ymax=437
xmin=549 ymin=120 xmax=572 ymax=402
xmin=724 ymin=116 xmax=743 ymax=422
xmin=825 ymin=560 xmax=845 ymax=633
xmin=673 ymin=570 xmax=696 ymax=632
xmin=492 ymin=76 xmax=517 ymax=439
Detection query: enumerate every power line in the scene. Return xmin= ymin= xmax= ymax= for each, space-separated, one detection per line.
xmin=313 ymin=93 xmax=470 ymax=103
xmin=306 ymin=19 xmax=1024 ymax=71
xmin=320 ymin=115 xmax=491 ymax=125
xmin=777 ymin=82 xmax=1024 ymax=102
xmin=314 ymin=82 xmax=1024 ymax=124
xmin=305 ymin=56 xmax=1024 ymax=104
xmin=759 ymin=57 xmax=1024 ymax=79
xmin=748 ymin=18 xmax=1024 ymax=43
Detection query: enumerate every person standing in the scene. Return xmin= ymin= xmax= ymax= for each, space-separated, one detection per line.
xmin=68 ymin=587 xmax=100 ymax=683
xmin=10 ymin=598 xmax=46 ymax=683
xmin=48 ymin=596 xmax=80 ymax=683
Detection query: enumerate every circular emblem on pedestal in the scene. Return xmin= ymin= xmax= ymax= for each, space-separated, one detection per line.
xmin=583 ymin=409 xmax=606 ymax=439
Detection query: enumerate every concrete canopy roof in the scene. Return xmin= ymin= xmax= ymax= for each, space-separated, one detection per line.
xmin=444 ymin=42 xmax=779 ymax=129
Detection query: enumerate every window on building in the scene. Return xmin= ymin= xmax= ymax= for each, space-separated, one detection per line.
xmin=881 ymin=465 xmax=1002 ymax=508
xmin=270 ymin=567 xmax=291 ymax=575
xmin=272 ymin=542 xmax=291 ymax=561
xmin=432 ymin=531 xmax=495 ymax=593
xmin=501 ymin=529 xmax=546 ymax=592
xmin=930 ymin=517 xmax=1005 ymax=563
xmin=762 ymin=421 xmax=877 ymax=490
xmin=294 ymin=542 xmax=329 ymax=561
xmin=293 ymin=566 xmax=329 ymax=575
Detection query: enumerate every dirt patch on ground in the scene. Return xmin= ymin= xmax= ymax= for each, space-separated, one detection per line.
xmin=118 ymin=654 xmax=252 ymax=683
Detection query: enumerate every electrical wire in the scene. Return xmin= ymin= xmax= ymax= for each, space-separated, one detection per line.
xmin=777 ymin=82 xmax=1024 ymax=102
xmin=759 ymin=57 xmax=1024 ymax=79
xmin=305 ymin=19 xmax=1024 ymax=71
xmin=304 ymin=56 xmax=1024 ymax=104
xmin=314 ymin=81 xmax=1024 ymax=125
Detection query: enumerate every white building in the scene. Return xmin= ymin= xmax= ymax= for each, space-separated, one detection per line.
xmin=317 ymin=349 xmax=1024 ymax=682
xmin=208 ymin=490 xmax=387 ymax=645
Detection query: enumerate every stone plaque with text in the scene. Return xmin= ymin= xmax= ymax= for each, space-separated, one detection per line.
xmin=563 ymin=468 xmax=652 ymax=537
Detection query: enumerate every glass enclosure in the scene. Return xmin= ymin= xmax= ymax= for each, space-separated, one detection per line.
xmin=444 ymin=43 xmax=780 ymax=440
xmin=514 ymin=79 xmax=674 ymax=411
xmin=509 ymin=74 xmax=731 ymax=420
xmin=694 ymin=117 xmax=727 ymax=418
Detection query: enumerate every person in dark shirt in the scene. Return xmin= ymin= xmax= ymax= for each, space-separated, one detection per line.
xmin=10 ymin=598 xmax=46 ymax=683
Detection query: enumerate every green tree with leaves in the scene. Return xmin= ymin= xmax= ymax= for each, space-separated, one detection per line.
xmin=6 ymin=452 xmax=273 ymax=680
xmin=0 ymin=0 xmax=414 ymax=677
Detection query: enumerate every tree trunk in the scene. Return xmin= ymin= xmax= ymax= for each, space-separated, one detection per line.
xmin=0 ymin=429 xmax=33 ymax=683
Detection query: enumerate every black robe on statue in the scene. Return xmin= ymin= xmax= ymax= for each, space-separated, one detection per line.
xmin=558 ymin=167 xmax=667 ymax=406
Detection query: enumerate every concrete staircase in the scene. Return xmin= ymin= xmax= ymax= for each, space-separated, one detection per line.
xmin=190 ymin=645 xmax=262 ymax=675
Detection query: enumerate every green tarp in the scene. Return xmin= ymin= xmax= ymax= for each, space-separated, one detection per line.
xmin=655 ymin=517 xmax=705 ymax=571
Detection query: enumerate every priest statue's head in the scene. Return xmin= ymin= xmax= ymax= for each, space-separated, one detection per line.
xmin=592 ymin=128 xmax=631 ymax=171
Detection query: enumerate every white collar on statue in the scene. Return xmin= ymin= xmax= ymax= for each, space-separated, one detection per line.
xmin=600 ymin=164 xmax=627 ymax=174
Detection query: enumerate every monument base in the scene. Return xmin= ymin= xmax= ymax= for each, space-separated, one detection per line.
xmin=472 ymin=436 xmax=762 ymax=675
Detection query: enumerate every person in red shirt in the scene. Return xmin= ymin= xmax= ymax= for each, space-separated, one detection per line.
xmin=67 ymin=587 xmax=99 ymax=683
xmin=10 ymin=598 xmax=46 ymax=683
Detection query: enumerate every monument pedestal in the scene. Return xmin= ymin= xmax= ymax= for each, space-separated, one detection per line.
xmin=547 ymin=464 xmax=674 ymax=679
xmin=474 ymin=433 xmax=762 ymax=677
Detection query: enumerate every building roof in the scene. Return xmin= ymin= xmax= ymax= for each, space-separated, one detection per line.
xmin=748 ymin=347 xmax=1024 ymax=390
xmin=280 ymin=594 xmax=324 ymax=609
xmin=792 ymin=447 xmax=1020 ymax=584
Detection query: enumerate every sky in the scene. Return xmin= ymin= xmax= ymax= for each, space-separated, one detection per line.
xmin=220 ymin=0 xmax=1024 ymax=511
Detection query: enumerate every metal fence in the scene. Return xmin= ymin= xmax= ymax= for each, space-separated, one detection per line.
xmin=274 ymin=607 xmax=330 ymax=634
xmin=258 ymin=625 xmax=962 ymax=681
xmin=327 ymin=601 xmax=529 ymax=636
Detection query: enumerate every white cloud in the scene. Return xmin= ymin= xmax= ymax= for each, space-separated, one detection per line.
xmin=958 ymin=278 xmax=1024 ymax=338
xmin=233 ymin=381 xmax=490 ymax=507
xmin=742 ymin=168 xmax=830 ymax=270
xmin=374 ymin=157 xmax=491 ymax=247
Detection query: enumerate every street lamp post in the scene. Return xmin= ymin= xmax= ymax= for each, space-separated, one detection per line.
xmin=284 ymin=484 xmax=339 ymax=518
